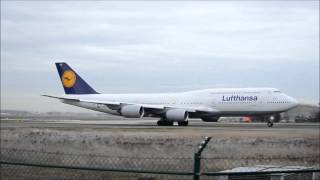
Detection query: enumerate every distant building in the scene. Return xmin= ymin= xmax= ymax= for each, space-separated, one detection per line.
xmin=282 ymin=103 xmax=319 ymax=122
xmin=220 ymin=103 xmax=320 ymax=123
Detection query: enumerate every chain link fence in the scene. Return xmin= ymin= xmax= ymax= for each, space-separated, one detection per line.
xmin=1 ymin=146 xmax=319 ymax=180
xmin=1 ymin=148 xmax=193 ymax=180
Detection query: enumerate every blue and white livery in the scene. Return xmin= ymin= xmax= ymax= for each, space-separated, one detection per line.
xmin=44 ymin=62 xmax=299 ymax=127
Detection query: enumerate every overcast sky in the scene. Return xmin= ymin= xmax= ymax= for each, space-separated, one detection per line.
xmin=1 ymin=1 xmax=319 ymax=112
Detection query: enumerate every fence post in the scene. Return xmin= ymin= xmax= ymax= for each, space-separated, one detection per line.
xmin=193 ymin=136 xmax=211 ymax=180
xmin=193 ymin=153 xmax=201 ymax=180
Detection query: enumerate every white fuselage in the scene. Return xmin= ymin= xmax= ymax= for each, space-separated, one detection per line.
xmin=62 ymin=88 xmax=298 ymax=118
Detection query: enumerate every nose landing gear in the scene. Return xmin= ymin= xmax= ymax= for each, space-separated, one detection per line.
xmin=266 ymin=115 xmax=278 ymax=127
xmin=267 ymin=121 xmax=274 ymax=127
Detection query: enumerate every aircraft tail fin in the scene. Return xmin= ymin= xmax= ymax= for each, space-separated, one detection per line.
xmin=55 ymin=62 xmax=99 ymax=94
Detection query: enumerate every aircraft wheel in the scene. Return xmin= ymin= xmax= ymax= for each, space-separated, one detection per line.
xmin=267 ymin=121 xmax=273 ymax=127
xmin=157 ymin=120 xmax=173 ymax=126
xmin=157 ymin=120 xmax=163 ymax=126
xmin=178 ymin=121 xmax=188 ymax=126
xmin=167 ymin=121 xmax=174 ymax=126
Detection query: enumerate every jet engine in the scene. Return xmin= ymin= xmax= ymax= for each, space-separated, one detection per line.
xmin=120 ymin=105 xmax=144 ymax=118
xmin=166 ymin=109 xmax=188 ymax=122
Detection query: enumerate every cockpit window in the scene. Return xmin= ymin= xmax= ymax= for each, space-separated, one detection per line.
xmin=273 ymin=90 xmax=281 ymax=93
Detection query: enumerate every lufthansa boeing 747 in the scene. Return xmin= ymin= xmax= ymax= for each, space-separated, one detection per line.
xmin=44 ymin=63 xmax=299 ymax=127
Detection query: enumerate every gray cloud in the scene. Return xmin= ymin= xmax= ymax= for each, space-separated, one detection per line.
xmin=1 ymin=1 xmax=319 ymax=112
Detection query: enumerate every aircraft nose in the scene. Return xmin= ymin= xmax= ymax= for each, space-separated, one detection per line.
xmin=290 ymin=97 xmax=299 ymax=107
xmin=283 ymin=94 xmax=299 ymax=108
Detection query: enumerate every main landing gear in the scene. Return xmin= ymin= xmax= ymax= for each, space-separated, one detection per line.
xmin=156 ymin=119 xmax=189 ymax=126
xmin=178 ymin=121 xmax=188 ymax=126
xmin=157 ymin=120 xmax=173 ymax=126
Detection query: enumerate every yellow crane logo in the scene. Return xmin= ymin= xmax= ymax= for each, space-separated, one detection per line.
xmin=62 ymin=70 xmax=76 ymax=88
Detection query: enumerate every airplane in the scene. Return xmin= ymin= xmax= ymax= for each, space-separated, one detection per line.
xmin=43 ymin=62 xmax=299 ymax=127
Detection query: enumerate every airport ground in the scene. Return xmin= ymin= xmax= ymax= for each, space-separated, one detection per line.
xmin=1 ymin=118 xmax=319 ymax=179
xmin=1 ymin=118 xmax=319 ymax=155
xmin=0 ymin=118 xmax=318 ymax=138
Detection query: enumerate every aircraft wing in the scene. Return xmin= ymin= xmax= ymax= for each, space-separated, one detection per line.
xmin=42 ymin=95 xmax=219 ymax=114
xmin=42 ymin=95 xmax=80 ymax=102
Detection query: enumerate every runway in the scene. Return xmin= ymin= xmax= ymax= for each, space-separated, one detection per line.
xmin=1 ymin=118 xmax=319 ymax=130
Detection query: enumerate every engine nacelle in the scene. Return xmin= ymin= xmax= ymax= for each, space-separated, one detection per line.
xmin=201 ymin=117 xmax=220 ymax=122
xmin=120 ymin=105 xmax=144 ymax=118
xmin=166 ymin=109 xmax=188 ymax=122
